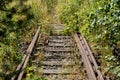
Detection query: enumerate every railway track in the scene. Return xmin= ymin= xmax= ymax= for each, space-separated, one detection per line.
xmin=74 ymin=32 xmax=104 ymax=80
xmin=39 ymin=36 xmax=83 ymax=80
xmin=11 ymin=26 xmax=104 ymax=80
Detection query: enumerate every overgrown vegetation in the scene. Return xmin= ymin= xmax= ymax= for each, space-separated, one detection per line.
xmin=0 ymin=0 xmax=120 ymax=79
xmin=57 ymin=0 xmax=120 ymax=79
xmin=0 ymin=0 xmax=48 ymax=79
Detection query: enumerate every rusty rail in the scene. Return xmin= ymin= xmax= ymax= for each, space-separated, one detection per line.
xmin=74 ymin=32 xmax=104 ymax=80
xmin=11 ymin=27 xmax=40 ymax=80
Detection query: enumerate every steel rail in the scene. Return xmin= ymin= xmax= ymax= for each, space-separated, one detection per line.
xmin=74 ymin=32 xmax=104 ymax=80
xmin=17 ymin=27 xmax=40 ymax=80
xmin=11 ymin=55 xmax=27 ymax=80
xmin=11 ymin=27 xmax=40 ymax=80
xmin=79 ymin=33 xmax=104 ymax=80
xmin=74 ymin=32 xmax=97 ymax=80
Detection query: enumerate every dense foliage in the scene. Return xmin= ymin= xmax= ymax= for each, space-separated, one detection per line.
xmin=0 ymin=0 xmax=31 ymax=79
xmin=0 ymin=0 xmax=47 ymax=79
xmin=57 ymin=0 xmax=120 ymax=79
xmin=0 ymin=0 xmax=120 ymax=79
